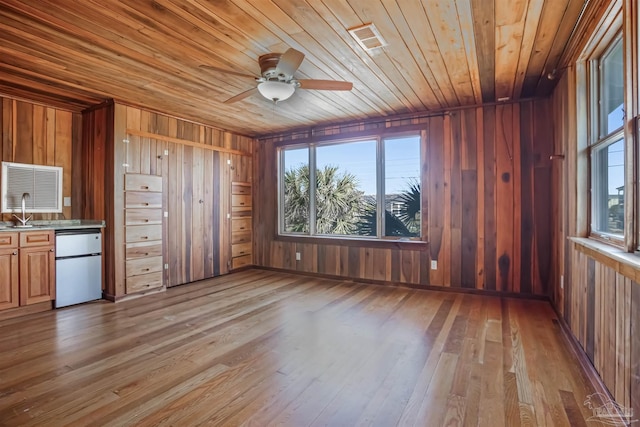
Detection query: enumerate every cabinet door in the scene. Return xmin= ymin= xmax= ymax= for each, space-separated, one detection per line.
xmin=19 ymin=246 xmax=55 ymax=306
xmin=0 ymin=248 xmax=19 ymax=310
xmin=166 ymin=144 xmax=230 ymax=287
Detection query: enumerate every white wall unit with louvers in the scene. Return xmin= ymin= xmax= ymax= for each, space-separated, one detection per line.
xmin=1 ymin=162 xmax=63 ymax=213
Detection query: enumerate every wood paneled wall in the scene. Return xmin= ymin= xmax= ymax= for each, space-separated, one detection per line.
xmin=551 ymin=55 xmax=639 ymax=416
xmin=81 ymin=101 xmax=253 ymax=299
xmin=254 ymin=100 xmax=554 ymax=295
xmin=565 ymin=243 xmax=639 ymax=411
xmin=0 ymin=96 xmax=80 ymax=221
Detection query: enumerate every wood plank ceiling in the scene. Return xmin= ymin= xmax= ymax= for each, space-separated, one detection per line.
xmin=0 ymin=0 xmax=586 ymax=136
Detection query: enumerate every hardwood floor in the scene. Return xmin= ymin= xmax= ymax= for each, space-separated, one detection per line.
xmin=0 ymin=269 xmax=601 ymax=426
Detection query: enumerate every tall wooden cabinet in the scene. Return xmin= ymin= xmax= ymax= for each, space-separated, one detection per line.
xmin=80 ymin=102 xmax=253 ymax=300
xmin=231 ymin=182 xmax=253 ymax=270
xmin=124 ymin=173 xmax=164 ymax=294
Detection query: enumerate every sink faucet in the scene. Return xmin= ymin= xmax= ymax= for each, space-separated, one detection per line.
xmin=13 ymin=192 xmax=32 ymax=227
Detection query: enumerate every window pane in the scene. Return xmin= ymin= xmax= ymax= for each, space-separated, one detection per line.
xmin=315 ymin=140 xmax=376 ymax=236
xmin=601 ymin=39 xmax=624 ymax=135
xmin=384 ymin=136 xmax=421 ymax=237
xmin=592 ymin=138 xmax=624 ymax=236
xmin=282 ymin=147 xmax=310 ymax=233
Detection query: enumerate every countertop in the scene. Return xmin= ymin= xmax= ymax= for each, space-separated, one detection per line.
xmin=0 ymin=219 xmax=105 ymax=232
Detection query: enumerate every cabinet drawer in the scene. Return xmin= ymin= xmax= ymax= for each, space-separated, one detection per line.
xmin=232 ymin=242 xmax=252 ymax=258
xmin=231 ymin=231 xmax=251 ymax=245
xmin=126 ymin=241 xmax=163 ymax=260
xmin=125 ymin=224 xmax=162 ymax=243
xmin=0 ymin=232 xmax=18 ymax=248
xmin=126 ymin=271 xmax=163 ymax=294
xmin=126 ymin=208 xmax=163 ymax=225
xmin=231 ymin=182 xmax=251 ymax=195
xmin=125 ymin=191 xmax=162 ymax=209
xmin=232 ymin=218 xmax=252 ymax=233
xmin=125 ymin=174 xmax=162 ymax=192
xmin=19 ymin=230 xmax=54 ymax=247
xmin=126 ymin=256 xmax=163 ymax=276
xmin=231 ymin=194 xmax=251 ymax=208
xmin=232 ymin=254 xmax=252 ymax=270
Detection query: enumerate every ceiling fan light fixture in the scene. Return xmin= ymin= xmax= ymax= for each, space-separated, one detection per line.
xmin=257 ymin=81 xmax=295 ymax=102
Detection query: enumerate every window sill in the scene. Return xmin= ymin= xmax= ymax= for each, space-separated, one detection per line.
xmin=569 ymin=237 xmax=640 ymax=282
xmin=276 ymin=234 xmax=429 ymax=251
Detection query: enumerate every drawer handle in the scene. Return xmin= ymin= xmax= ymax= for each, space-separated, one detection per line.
xmin=141 ymin=236 xmax=148 ymax=240
xmin=239 ymin=227 xmax=245 ymax=230
xmin=144 ymin=219 xmax=149 ymax=222
xmin=50 ymin=248 xmax=55 ymax=252
xmin=240 ymin=202 xmax=245 ymax=205
xmin=143 ymin=203 xmax=149 ymax=206
xmin=143 ymin=268 xmax=150 ymax=271
xmin=141 ymin=186 xmax=149 ymax=189
xmin=144 ymin=252 xmax=149 ymax=256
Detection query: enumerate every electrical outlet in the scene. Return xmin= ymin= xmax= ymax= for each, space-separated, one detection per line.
xmin=63 ymin=197 xmax=71 ymax=207
xmin=295 ymin=252 xmax=301 ymax=261
xmin=430 ymin=260 xmax=437 ymax=270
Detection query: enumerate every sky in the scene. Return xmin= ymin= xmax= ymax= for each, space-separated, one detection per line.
xmin=283 ymin=135 xmax=420 ymax=196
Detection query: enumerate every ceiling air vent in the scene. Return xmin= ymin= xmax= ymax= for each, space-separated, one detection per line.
xmin=1 ymin=161 xmax=63 ymax=213
xmin=348 ymin=23 xmax=387 ymax=52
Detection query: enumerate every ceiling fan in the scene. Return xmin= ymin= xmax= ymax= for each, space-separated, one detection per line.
xmin=201 ymin=48 xmax=353 ymax=104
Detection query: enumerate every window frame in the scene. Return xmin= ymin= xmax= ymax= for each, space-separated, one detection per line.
xmin=277 ymin=131 xmax=423 ymax=241
xmin=583 ymin=23 xmax=630 ymax=248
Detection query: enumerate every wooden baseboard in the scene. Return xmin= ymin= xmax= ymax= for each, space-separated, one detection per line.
xmin=0 ymin=301 xmax=52 ymax=322
xmin=253 ymin=266 xmax=550 ymax=301
xmin=551 ymin=304 xmax=631 ymax=423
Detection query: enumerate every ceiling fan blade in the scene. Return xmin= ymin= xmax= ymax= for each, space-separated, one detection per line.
xmin=297 ymin=79 xmax=353 ymax=91
xmin=276 ymin=48 xmax=305 ymax=76
xmin=224 ymin=87 xmax=258 ymax=104
xmin=199 ymin=64 xmax=257 ymax=80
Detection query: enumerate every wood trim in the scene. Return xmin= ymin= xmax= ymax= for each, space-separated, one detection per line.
xmin=254 ymin=266 xmax=548 ymax=300
xmin=0 ymin=300 xmax=51 ymax=322
xmin=126 ymin=129 xmax=250 ymax=156
xmin=258 ymin=98 xmax=541 ymax=142
xmin=551 ymin=301 xmax=626 ymax=418
xmin=274 ymin=234 xmax=429 ymax=251
xmin=570 ymin=237 xmax=640 ymax=282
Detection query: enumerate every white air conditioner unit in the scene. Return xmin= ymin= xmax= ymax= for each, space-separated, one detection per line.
xmin=1 ymin=161 xmax=63 ymax=213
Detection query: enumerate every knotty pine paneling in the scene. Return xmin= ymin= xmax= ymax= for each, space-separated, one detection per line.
xmin=0 ymin=96 xmax=79 ymax=221
xmin=82 ymin=101 xmax=253 ymax=299
xmin=254 ymin=100 xmax=553 ymax=295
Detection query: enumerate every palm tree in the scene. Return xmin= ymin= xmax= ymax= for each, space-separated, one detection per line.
xmin=393 ymin=179 xmax=420 ymax=235
xmin=283 ymin=164 xmax=311 ymax=232
xmin=283 ymin=164 xmax=367 ymax=234
xmin=357 ymin=180 xmax=421 ymax=237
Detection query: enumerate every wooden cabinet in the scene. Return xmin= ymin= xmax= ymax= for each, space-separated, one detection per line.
xmin=0 ymin=230 xmax=55 ymax=311
xmin=0 ymin=233 xmax=19 ymax=310
xmin=19 ymin=230 xmax=55 ymax=306
xmin=231 ymin=182 xmax=253 ymax=270
xmin=125 ymin=173 xmax=164 ymax=294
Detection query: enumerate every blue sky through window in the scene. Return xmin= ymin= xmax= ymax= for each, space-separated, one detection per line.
xmin=284 ymin=136 xmax=421 ymax=196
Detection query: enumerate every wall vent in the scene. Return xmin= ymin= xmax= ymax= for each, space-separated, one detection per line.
xmin=1 ymin=162 xmax=63 ymax=213
xmin=348 ymin=23 xmax=387 ymax=51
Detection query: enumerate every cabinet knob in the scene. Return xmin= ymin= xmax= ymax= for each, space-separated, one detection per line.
xmin=50 ymin=248 xmax=55 ymax=252
xmin=12 ymin=251 xmax=17 ymax=256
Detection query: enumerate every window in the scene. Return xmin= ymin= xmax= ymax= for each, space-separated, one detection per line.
xmin=588 ymin=36 xmax=625 ymax=242
xmin=279 ymin=134 xmax=422 ymax=239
